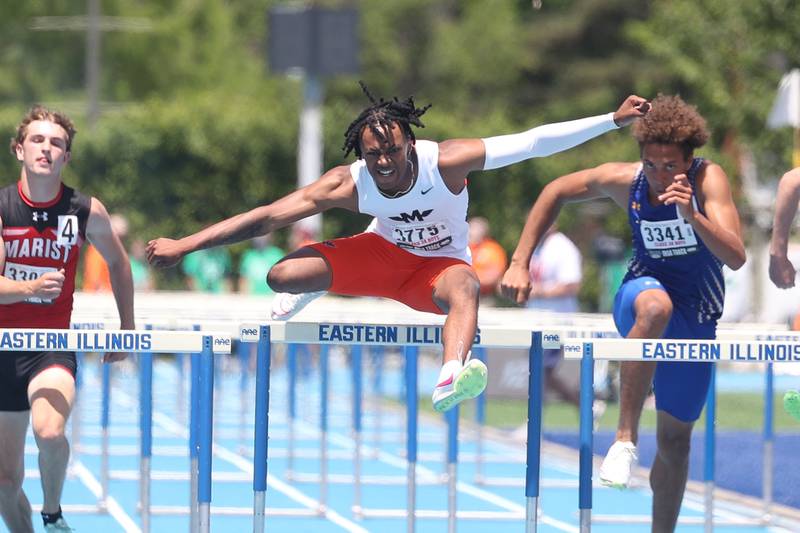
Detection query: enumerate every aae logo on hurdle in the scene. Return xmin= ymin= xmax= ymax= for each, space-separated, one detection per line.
xmin=542 ymin=331 xmax=561 ymax=349
xmin=239 ymin=324 xmax=262 ymax=342
xmin=563 ymin=338 xmax=800 ymax=362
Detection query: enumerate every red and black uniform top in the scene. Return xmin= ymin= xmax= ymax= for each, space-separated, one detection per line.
xmin=0 ymin=182 xmax=91 ymax=328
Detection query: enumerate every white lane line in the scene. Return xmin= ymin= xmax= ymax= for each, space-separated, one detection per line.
xmin=107 ymin=371 xmax=368 ymax=533
xmin=302 ymin=420 xmax=578 ymax=532
xmin=70 ymin=460 xmax=142 ymax=533
xmin=213 ymin=446 xmax=369 ymax=533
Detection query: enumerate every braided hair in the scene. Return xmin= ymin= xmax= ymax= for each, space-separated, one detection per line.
xmin=342 ymin=81 xmax=431 ymax=158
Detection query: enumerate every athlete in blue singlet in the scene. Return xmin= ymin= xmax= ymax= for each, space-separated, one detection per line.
xmin=501 ymin=95 xmax=745 ymax=532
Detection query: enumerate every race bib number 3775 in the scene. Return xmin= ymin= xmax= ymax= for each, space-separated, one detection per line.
xmin=392 ymin=223 xmax=453 ymax=252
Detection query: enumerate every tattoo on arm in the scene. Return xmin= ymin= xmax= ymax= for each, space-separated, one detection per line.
xmin=193 ymin=213 xmax=267 ymax=251
xmin=210 ymin=224 xmax=263 ymax=248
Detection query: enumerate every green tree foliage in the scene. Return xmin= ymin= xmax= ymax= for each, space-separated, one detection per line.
xmin=627 ymin=0 xmax=800 ymax=178
xmin=2 ymin=0 xmax=798 ymax=303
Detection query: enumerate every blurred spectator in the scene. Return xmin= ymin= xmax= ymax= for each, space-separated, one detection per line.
xmin=290 ymin=224 xmax=318 ymax=251
xmin=82 ymin=214 xmax=129 ymax=292
xmin=527 ymin=225 xmax=582 ymax=313
xmin=468 ymin=216 xmax=507 ymax=299
xmin=182 ymin=248 xmax=232 ymax=293
xmin=238 ymin=235 xmax=285 ymax=295
xmin=129 ymin=238 xmax=154 ymax=291
xmin=528 ymin=225 xmax=604 ymax=418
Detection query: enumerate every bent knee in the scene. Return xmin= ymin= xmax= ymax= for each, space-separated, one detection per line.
xmin=266 ymin=263 xmax=288 ymax=292
xmin=634 ymin=292 xmax=673 ymax=330
xmin=444 ymin=274 xmax=481 ymax=304
xmin=0 ymin=471 xmax=24 ymax=492
xmin=32 ymin=420 xmax=67 ymax=444
xmin=656 ymin=430 xmax=691 ymax=467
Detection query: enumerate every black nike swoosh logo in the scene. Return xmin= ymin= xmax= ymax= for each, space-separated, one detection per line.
xmin=421 ymin=187 xmax=433 ymax=195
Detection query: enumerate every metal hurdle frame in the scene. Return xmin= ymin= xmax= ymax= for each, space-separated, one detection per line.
xmin=469 ymin=323 xmax=619 ymax=489
xmin=563 ymin=336 xmax=800 ymax=533
xmin=69 ymin=294 xmax=800 ymax=531
xmin=92 ymin=323 xmax=324 ymax=532
xmin=283 ymin=342 xmax=444 ymax=490
xmin=64 ymin=310 xmax=797 ymax=533
xmin=0 ymin=327 xmax=227 ymax=533
xmin=261 ymin=321 xmax=538 ymax=532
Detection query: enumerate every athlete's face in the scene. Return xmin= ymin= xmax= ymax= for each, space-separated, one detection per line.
xmin=640 ymin=143 xmax=691 ymax=198
xmin=16 ymin=120 xmax=71 ymax=179
xmin=360 ymin=122 xmax=414 ymax=195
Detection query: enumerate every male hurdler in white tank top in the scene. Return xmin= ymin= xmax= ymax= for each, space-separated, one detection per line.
xmin=146 ymin=84 xmax=650 ymax=413
xmin=356 ymin=140 xmax=470 ymax=264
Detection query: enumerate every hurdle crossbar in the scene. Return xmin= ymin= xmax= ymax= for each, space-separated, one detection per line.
xmin=563 ymin=337 xmax=800 ymax=362
xmin=0 ymin=328 xmax=231 ymax=354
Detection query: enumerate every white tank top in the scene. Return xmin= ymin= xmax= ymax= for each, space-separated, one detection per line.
xmin=351 ymin=140 xmax=471 ymax=263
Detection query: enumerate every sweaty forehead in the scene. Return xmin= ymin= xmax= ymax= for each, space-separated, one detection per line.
xmin=360 ymin=122 xmax=406 ymax=149
xmin=24 ymin=120 xmax=68 ymax=142
xmin=641 ymin=142 xmax=685 ymax=161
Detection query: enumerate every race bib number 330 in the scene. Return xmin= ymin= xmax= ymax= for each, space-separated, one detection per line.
xmin=4 ymin=262 xmax=57 ymax=304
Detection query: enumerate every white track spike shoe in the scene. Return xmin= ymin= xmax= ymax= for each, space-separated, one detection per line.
xmin=270 ymin=291 xmax=325 ymax=321
xmin=432 ymin=353 xmax=488 ymax=413
xmin=599 ymin=440 xmax=638 ymax=489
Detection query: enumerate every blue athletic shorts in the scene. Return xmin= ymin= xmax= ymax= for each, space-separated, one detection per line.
xmin=613 ymin=276 xmax=715 ymax=423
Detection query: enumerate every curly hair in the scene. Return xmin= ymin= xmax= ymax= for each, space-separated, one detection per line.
xmin=342 ymin=81 xmax=431 ymax=159
xmin=632 ymin=95 xmax=708 ymax=159
xmin=9 ymin=105 xmax=77 ymax=155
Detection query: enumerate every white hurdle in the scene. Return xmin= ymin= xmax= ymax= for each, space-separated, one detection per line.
xmin=60 ymin=291 xmax=800 ymax=532
xmin=0 ymin=327 xmax=230 ymax=533
xmin=261 ymin=321 xmax=541 ymax=533
xmin=563 ymin=336 xmax=800 ymax=533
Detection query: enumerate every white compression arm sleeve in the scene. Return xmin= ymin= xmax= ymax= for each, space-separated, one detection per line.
xmin=482 ymin=112 xmax=618 ymax=170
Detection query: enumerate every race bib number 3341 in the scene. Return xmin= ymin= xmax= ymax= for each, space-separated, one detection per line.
xmin=640 ymin=218 xmax=698 ymax=259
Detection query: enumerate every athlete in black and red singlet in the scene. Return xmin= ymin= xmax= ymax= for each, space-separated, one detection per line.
xmin=0 ymin=107 xmax=134 ymax=532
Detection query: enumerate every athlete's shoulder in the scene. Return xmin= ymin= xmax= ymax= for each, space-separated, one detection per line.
xmin=414 ymin=139 xmax=438 ymax=153
xmin=313 ymin=165 xmax=357 ymax=203
xmin=325 ymin=164 xmax=356 ymax=184
xmin=0 ymin=182 xmax=18 ymax=200
xmin=696 ymin=159 xmax=724 ymax=174
xmin=694 ymin=160 xmax=730 ymax=185
xmin=0 ymin=182 xmax=19 ymax=215
xmin=594 ymin=161 xmax=639 ymax=179
xmin=62 ymin=184 xmax=92 ymax=215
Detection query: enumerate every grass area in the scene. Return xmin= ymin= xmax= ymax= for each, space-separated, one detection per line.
xmin=407 ymin=393 xmax=800 ymax=431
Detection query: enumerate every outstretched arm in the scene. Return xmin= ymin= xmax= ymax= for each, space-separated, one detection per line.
xmin=500 ymin=163 xmax=633 ymax=304
xmin=86 ymin=199 xmax=135 ymax=362
xmin=437 ymin=95 xmax=649 ymax=188
xmin=147 ymin=166 xmax=357 ymax=268
xmin=770 ymin=168 xmax=800 ymax=288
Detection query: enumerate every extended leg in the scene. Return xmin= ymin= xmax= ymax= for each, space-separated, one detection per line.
xmin=430 ymin=265 xmax=485 ymax=412
xmin=600 ymin=283 xmax=672 ymax=488
xmin=0 ymin=411 xmax=33 ymax=532
xmin=29 ymin=368 xmax=75 ymax=517
xmin=650 ymin=411 xmax=693 ymax=532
